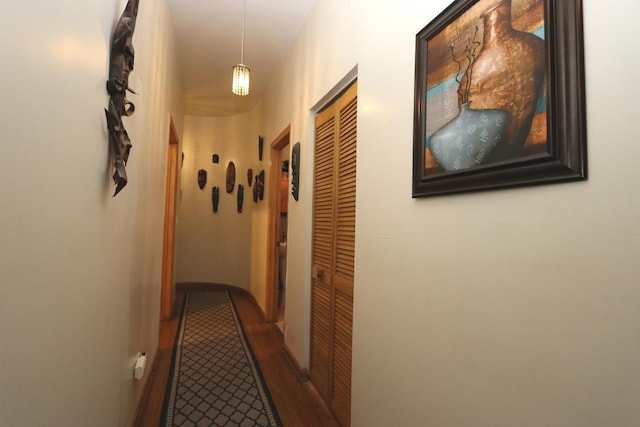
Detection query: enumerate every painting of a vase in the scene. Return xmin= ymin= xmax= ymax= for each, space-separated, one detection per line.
xmin=430 ymin=103 xmax=509 ymax=171
xmin=413 ymin=0 xmax=587 ymax=197
xmin=457 ymin=0 xmax=545 ymax=162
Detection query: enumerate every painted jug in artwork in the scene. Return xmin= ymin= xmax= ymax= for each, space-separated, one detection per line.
xmin=457 ymin=0 xmax=545 ymax=162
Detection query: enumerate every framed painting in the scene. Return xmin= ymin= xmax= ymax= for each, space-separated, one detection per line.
xmin=412 ymin=0 xmax=587 ymax=197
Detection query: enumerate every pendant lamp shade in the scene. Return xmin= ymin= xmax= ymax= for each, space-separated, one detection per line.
xmin=232 ymin=64 xmax=250 ymax=96
xmin=232 ymin=0 xmax=250 ymax=96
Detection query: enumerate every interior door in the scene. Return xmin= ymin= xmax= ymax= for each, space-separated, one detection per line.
xmin=310 ymin=80 xmax=357 ymax=427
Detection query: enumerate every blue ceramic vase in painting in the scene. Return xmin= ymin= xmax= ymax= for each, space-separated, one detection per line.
xmin=430 ymin=103 xmax=509 ymax=171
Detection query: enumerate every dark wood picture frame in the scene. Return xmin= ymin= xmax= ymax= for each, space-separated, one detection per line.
xmin=412 ymin=0 xmax=587 ymax=197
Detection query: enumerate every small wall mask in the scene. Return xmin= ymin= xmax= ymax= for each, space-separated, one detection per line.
xmin=212 ymin=186 xmax=220 ymax=213
xmin=257 ymin=170 xmax=265 ymax=201
xmin=226 ymin=162 xmax=236 ymax=193
xmin=237 ymin=185 xmax=244 ymax=213
xmin=197 ymin=169 xmax=207 ymax=189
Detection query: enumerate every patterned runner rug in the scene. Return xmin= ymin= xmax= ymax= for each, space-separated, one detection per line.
xmin=162 ymin=291 xmax=281 ymax=427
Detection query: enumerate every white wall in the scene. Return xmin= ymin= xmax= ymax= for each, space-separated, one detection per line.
xmin=259 ymin=0 xmax=640 ymax=425
xmin=0 ymin=1 xmax=183 ymax=425
xmin=175 ymin=111 xmax=263 ymax=293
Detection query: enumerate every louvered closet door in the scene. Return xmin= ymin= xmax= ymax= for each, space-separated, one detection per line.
xmin=311 ymin=101 xmax=336 ymax=406
xmin=311 ymin=81 xmax=357 ymax=427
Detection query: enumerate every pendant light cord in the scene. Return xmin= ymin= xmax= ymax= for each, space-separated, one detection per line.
xmin=240 ymin=0 xmax=246 ymax=64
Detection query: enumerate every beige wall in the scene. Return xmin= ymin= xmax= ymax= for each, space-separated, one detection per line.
xmin=175 ymin=112 xmax=264 ymax=294
xmin=174 ymin=105 xmax=287 ymax=310
xmin=258 ymin=0 xmax=640 ymax=425
xmin=0 ymin=0 xmax=183 ymax=425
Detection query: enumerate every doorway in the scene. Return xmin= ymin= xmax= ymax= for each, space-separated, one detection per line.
xmin=277 ymin=150 xmax=290 ymax=332
xmin=265 ymin=126 xmax=290 ymax=325
xmin=161 ymin=117 xmax=180 ymax=320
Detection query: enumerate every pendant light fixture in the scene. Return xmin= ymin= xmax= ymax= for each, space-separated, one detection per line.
xmin=232 ymin=0 xmax=250 ymax=96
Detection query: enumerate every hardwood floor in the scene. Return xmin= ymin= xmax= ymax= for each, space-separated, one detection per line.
xmin=134 ymin=284 xmax=339 ymax=427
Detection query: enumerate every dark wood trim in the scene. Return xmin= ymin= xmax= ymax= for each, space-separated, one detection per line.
xmin=177 ymin=281 xmax=247 ymax=293
xmin=265 ymin=126 xmax=291 ymax=322
xmin=133 ymin=292 xmax=184 ymax=427
xmin=177 ymin=282 xmax=266 ymax=319
xmin=160 ymin=117 xmax=180 ymax=320
xmin=131 ymin=351 xmax=160 ymax=427
xmin=283 ymin=341 xmax=310 ymax=381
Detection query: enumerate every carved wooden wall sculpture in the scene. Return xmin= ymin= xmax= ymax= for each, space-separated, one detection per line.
xmin=105 ymin=0 xmax=140 ymax=196
xmin=291 ymin=142 xmax=300 ymax=201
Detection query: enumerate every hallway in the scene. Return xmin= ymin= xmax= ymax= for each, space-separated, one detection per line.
xmin=3 ymin=1 xmax=640 ymax=426
xmin=135 ymin=284 xmax=339 ymax=427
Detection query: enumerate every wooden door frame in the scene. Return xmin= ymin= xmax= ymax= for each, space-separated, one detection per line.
xmin=265 ymin=126 xmax=290 ymax=322
xmin=161 ymin=117 xmax=179 ymax=320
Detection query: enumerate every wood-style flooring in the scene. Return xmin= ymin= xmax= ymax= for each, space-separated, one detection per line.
xmin=134 ymin=284 xmax=339 ymax=427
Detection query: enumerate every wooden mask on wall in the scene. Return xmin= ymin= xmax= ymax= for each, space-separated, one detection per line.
xmin=198 ymin=169 xmax=207 ymax=189
xmin=237 ymin=185 xmax=244 ymax=213
xmin=226 ymin=162 xmax=236 ymax=193
xmin=212 ymin=186 xmax=220 ymax=212
xmin=257 ymin=170 xmax=265 ymax=201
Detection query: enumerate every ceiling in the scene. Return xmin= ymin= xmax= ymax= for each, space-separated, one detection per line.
xmin=167 ymin=0 xmax=317 ymax=117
